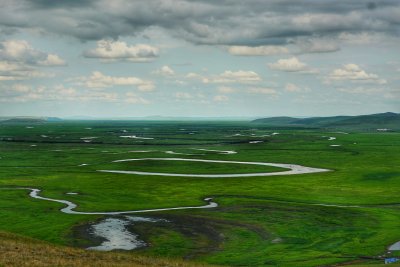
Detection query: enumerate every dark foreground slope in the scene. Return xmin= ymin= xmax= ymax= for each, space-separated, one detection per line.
xmin=0 ymin=231 xmax=213 ymax=267
xmin=252 ymin=112 xmax=400 ymax=131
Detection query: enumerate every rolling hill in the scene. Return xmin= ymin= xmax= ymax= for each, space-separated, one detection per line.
xmin=252 ymin=112 xmax=400 ymax=131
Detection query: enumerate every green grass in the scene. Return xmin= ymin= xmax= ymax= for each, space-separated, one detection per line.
xmin=0 ymin=120 xmax=399 ymax=266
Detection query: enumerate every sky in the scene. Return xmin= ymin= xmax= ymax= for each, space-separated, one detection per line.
xmin=0 ymin=0 xmax=399 ymax=118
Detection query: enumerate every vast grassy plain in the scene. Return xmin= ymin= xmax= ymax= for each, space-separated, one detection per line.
xmin=0 ymin=120 xmax=399 ymax=266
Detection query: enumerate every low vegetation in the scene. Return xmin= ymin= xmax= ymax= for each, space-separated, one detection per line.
xmin=0 ymin=231 xmax=213 ymax=267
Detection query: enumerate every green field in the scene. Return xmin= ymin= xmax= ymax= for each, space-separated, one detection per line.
xmin=0 ymin=120 xmax=399 ymax=266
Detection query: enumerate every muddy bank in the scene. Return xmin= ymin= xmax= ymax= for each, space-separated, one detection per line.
xmin=87 ymin=216 xmax=164 ymax=251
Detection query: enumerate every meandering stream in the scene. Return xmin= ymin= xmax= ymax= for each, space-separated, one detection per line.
xmin=0 ymin=158 xmax=331 ymax=251
xmin=99 ymin=158 xmax=330 ymax=178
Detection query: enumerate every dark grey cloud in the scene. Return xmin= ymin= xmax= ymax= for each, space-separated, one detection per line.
xmin=83 ymin=40 xmax=159 ymax=62
xmin=0 ymin=0 xmax=399 ymax=45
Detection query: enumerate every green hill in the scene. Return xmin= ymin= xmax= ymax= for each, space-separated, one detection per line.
xmin=252 ymin=112 xmax=400 ymax=131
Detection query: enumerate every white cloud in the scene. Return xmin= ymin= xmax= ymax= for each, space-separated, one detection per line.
xmin=285 ymin=83 xmax=301 ymax=92
xmin=187 ymin=70 xmax=261 ymax=84
xmin=38 ymin=54 xmax=66 ymax=66
xmin=285 ymin=83 xmax=310 ymax=93
xmin=0 ymin=40 xmax=64 ymax=81
xmin=125 ymin=92 xmax=149 ymax=104
xmin=0 ymin=84 xmax=119 ymax=103
xmin=154 ymin=65 xmax=175 ymax=76
xmin=0 ymin=40 xmax=39 ymax=60
xmin=175 ymin=92 xmax=193 ymax=99
xmin=338 ymin=87 xmax=384 ymax=94
xmin=0 ymin=61 xmax=23 ymax=72
xmin=78 ymin=71 xmax=155 ymax=91
xmin=215 ymin=70 xmax=261 ymax=83
xmin=328 ymin=64 xmax=386 ymax=84
xmin=268 ymin=57 xmax=315 ymax=73
xmin=174 ymin=91 xmax=208 ymax=103
xmin=78 ymin=91 xmax=119 ymax=102
xmin=186 ymin=72 xmax=203 ymax=79
xmin=0 ymin=61 xmax=52 ymax=81
xmin=173 ymin=80 xmax=187 ymax=85
xmin=84 ymin=40 xmax=159 ymax=62
xmin=213 ymin=95 xmax=229 ymax=102
xmin=12 ymin=84 xmax=31 ymax=93
xmin=0 ymin=40 xmax=66 ymax=66
xmin=228 ymin=45 xmax=289 ymax=56
xmin=217 ymin=86 xmax=236 ymax=93
xmin=247 ymin=87 xmax=277 ymax=95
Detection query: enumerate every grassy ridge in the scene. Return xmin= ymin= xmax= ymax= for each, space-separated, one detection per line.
xmin=0 ymin=231 xmax=213 ymax=267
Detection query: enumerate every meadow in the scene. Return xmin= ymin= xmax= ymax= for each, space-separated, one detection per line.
xmin=0 ymin=120 xmax=399 ymax=266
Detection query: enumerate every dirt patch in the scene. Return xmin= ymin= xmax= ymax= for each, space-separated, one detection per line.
xmin=128 ymin=213 xmax=269 ymax=259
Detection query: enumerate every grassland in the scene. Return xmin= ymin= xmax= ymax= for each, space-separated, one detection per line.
xmin=0 ymin=120 xmax=399 ymax=266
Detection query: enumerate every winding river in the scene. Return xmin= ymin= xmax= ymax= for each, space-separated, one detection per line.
xmin=0 ymin=158 xmax=332 ymax=251
xmin=3 ymin=188 xmax=216 ymax=215
xmin=99 ymin=158 xmax=330 ymax=178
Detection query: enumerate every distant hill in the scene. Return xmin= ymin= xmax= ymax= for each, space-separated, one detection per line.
xmin=0 ymin=117 xmax=62 ymax=123
xmin=252 ymin=112 xmax=400 ymax=131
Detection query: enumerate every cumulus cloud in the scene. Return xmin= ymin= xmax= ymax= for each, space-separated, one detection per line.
xmin=228 ymin=45 xmax=289 ymax=56
xmin=0 ymin=40 xmax=65 ymax=81
xmin=154 ymin=65 xmax=175 ymax=76
xmin=77 ymin=71 xmax=155 ymax=91
xmin=0 ymin=61 xmax=51 ymax=81
xmin=83 ymin=40 xmax=159 ymax=62
xmin=328 ymin=64 xmax=386 ymax=84
xmin=268 ymin=57 xmax=315 ymax=73
xmin=213 ymin=71 xmax=261 ymax=83
xmin=0 ymin=40 xmax=66 ymax=66
xmin=38 ymin=54 xmax=66 ymax=66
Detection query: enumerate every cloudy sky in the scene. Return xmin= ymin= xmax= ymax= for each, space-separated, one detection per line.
xmin=0 ymin=0 xmax=399 ymax=118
